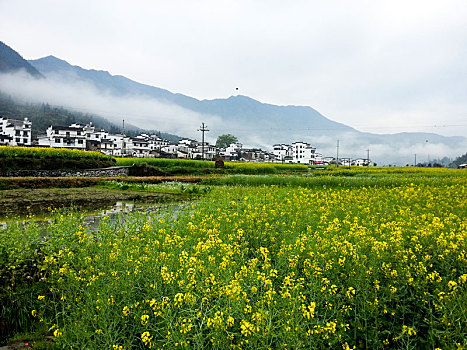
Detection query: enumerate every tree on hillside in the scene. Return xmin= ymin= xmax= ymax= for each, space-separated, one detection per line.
xmin=216 ymin=134 xmax=238 ymax=148
xmin=450 ymin=152 xmax=467 ymax=168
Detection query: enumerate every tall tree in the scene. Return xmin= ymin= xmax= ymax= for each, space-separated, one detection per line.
xmin=216 ymin=134 xmax=238 ymax=148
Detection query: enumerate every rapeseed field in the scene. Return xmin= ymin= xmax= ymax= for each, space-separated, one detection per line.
xmin=2 ymin=170 xmax=466 ymax=349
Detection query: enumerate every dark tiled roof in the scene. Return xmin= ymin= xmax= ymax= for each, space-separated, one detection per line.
xmin=6 ymin=119 xmax=28 ymax=128
xmin=51 ymin=125 xmax=84 ymax=131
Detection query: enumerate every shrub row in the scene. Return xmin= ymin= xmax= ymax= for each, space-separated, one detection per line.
xmin=116 ymin=157 xmax=214 ymax=168
xmin=0 ymin=146 xmax=114 ymax=160
xmin=0 ymin=147 xmax=116 ymax=170
xmin=118 ymin=158 xmax=309 ymax=175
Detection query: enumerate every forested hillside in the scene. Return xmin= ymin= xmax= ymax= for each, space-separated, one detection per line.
xmin=0 ymin=92 xmax=182 ymax=142
xmin=450 ymin=153 xmax=467 ymax=168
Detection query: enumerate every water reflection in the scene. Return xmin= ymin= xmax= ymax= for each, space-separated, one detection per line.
xmin=0 ymin=200 xmax=185 ymax=231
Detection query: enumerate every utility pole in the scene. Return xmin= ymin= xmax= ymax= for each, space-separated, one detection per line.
xmin=198 ymin=122 xmax=209 ymax=160
xmin=122 ymin=119 xmax=126 ymax=156
xmin=414 ymin=154 xmax=417 ymax=167
xmin=426 ymin=140 xmax=429 ymax=164
xmin=367 ymin=148 xmax=370 ymax=167
xmin=336 ymin=140 xmax=339 ymax=167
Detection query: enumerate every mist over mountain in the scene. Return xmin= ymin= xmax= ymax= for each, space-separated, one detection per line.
xmin=29 ymin=55 xmax=355 ymax=135
xmin=0 ymin=92 xmax=182 ymax=143
xmin=0 ymin=42 xmax=464 ymax=165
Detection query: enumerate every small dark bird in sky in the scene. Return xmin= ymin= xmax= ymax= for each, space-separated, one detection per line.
xmin=236 ymin=87 xmax=239 ymax=90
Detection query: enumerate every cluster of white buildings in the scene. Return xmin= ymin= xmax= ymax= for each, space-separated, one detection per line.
xmin=0 ymin=116 xmax=32 ymax=146
xmin=36 ymin=122 xmax=171 ymax=158
xmin=0 ymin=116 xmax=371 ymax=165
xmin=272 ymin=143 xmax=370 ymax=166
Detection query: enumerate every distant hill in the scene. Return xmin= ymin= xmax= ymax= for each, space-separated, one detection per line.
xmin=29 ymin=55 xmax=196 ymax=103
xmin=0 ymin=44 xmax=463 ymax=165
xmin=0 ymin=41 xmax=43 ymax=77
xmin=27 ymin=55 xmax=362 ymax=151
xmin=24 ymin=55 xmax=467 ymax=164
xmin=29 ymin=55 xmax=355 ymax=136
xmin=0 ymin=45 xmax=183 ymax=142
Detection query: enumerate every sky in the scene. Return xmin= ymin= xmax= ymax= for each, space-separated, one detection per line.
xmin=1 ymin=0 xmax=466 ymax=138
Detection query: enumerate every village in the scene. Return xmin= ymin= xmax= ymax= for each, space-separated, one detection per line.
xmin=0 ymin=115 xmax=371 ymax=166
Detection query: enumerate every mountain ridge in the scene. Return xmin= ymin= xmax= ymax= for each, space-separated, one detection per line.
xmin=29 ymin=55 xmax=357 ymax=137
xmin=0 ymin=41 xmax=43 ymax=78
xmin=0 ymin=43 xmax=463 ymax=164
xmin=25 ymin=55 xmax=467 ymax=164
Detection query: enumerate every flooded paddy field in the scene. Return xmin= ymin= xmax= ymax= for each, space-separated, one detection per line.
xmin=0 ymin=187 xmax=190 ymax=220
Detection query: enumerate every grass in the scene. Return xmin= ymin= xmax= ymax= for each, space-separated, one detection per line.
xmin=98 ymin=180 xmax=212 ymax=195
xmin=0 ymin=168 xmax=466 ymax=349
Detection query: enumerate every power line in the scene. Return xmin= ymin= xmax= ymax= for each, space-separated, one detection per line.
xmin=336 ymin=140 xmax=339 ymax=168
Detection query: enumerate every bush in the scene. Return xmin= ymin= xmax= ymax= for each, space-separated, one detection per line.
xmin=128 ymin=163 xmax=168 ymax=177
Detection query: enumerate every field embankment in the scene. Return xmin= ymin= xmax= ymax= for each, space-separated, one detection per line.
xmin=0 ymin=176 xmax=205 ymax=190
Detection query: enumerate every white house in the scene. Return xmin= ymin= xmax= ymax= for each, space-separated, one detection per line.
xmin=38 ymin=123 xmax=87 ymax=149
xmin=194 ymin=142 xmax=217 ymax=160
xmin=161 ymin=144 xmax=178 ymax=158
xmin=340 ymin=158 xmax=352 ymax=166
xmin=314 ymin=153 xmax=325 ymax=165
xmin=353 ymin=158 xmax=370 ymax=166
xmin=221 ymin=143 xmax=243 ymax=161
xmin=0 ymin=116 xmax=32 ymax=146
xmin=273 ymin=144 xmax=292 ymax=163
xmin=292 ymin=141 xmax=316 ymax=164
xmin=98 ymin=134 xmax=128 ymax=156
xmin=85 ymin=126 xmax=111 ymax=151
xmin=126 ymin=136 xmax=152 ymax=157
xmin=141 ymin=134 xmax=169 ymax=154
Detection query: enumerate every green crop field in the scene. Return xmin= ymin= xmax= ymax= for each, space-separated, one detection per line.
xmin=115 ymin=158 xmax=309 ymax=175
xmin=0 ymin=168 xmax=466 ymax=349
xmin=0 ymin=146 xmax=116 ymax=170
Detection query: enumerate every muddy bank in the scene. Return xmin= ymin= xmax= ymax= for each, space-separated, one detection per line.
xmin=0 ymin=176 xmax=206 ymax=190
xmin=0 ymin=187 xmax=190 ymax=218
